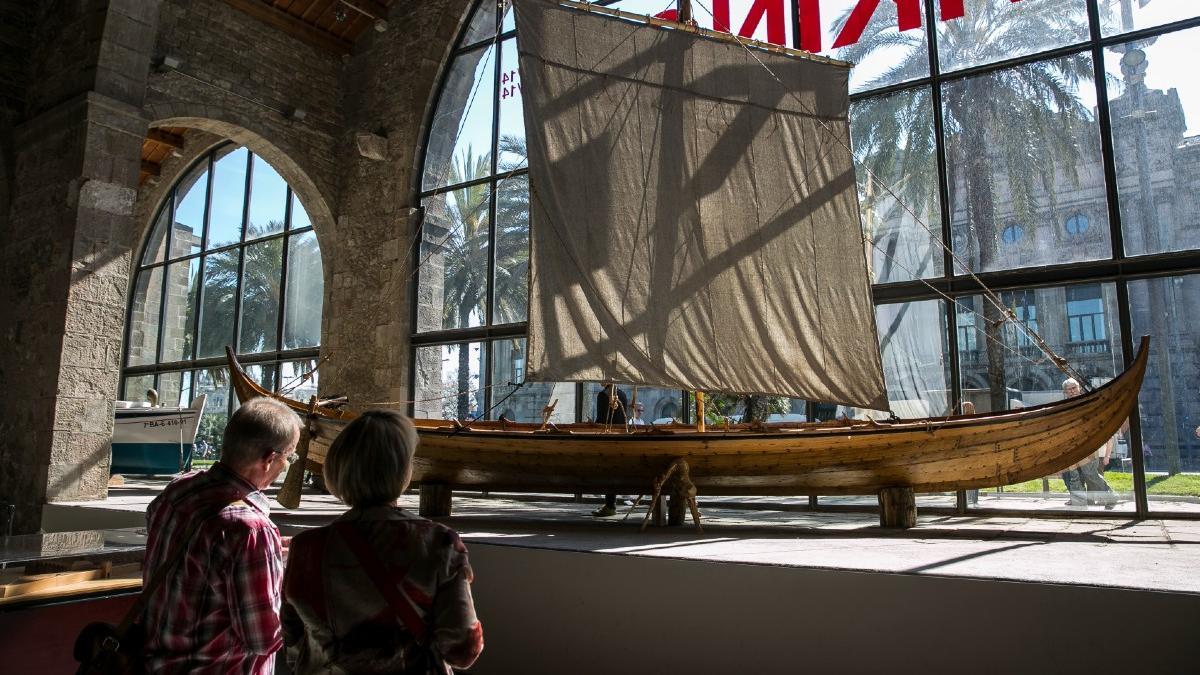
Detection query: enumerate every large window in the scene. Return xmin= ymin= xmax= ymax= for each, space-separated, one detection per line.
xmin=123 ymin=143 xmax=324 ymax=454
xmin=416 ymin=1 xmax=1200 ymax=516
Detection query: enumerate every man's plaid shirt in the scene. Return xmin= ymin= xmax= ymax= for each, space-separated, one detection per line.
xmin=143 ymin=462 xmax=284 ymax=674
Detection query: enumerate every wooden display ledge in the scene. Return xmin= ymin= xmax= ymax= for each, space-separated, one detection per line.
xmin=0 ymin=563 xmax=142 ymax=607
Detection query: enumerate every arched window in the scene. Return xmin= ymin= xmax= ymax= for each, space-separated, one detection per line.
xmin=1001 ymin=222 xmax=1024 ymax=245
xmin=412 ymin=1 xmax=685 ymax=425
xmin=1064 ymin=212 xmax=1089 ymax=236
xmin=122 ymin=142 xmax=325 ymax=452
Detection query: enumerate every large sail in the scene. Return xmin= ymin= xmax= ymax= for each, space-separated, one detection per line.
xmin=514 ymin=0 xmax=889 ymax=411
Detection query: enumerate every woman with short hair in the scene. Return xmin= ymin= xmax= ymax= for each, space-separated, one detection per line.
xmin=281 ymin=410 xmax=484 ymax=674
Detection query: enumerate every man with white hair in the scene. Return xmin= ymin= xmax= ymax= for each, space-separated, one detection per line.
xmin=142 ymin=397 xmax=301 ymax=674
xmin=1060 ymin=378 xmax=1118 ymax=509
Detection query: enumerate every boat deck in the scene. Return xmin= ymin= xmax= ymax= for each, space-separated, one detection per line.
xmin=42 ymin=477 xmax=1200 ymax=595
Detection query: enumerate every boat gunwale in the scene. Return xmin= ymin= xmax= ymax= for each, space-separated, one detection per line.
xmin=229 ymin=338 xmax=1149 ymax=443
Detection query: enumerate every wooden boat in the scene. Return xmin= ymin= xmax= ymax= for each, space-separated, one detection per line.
xmin=110 ymin=395 xmax=206 ymax=475
xmin=229 ymin=1 xmax=1151 ymax=521
xmin=228 ymin=338 xmax=1147 ymax=496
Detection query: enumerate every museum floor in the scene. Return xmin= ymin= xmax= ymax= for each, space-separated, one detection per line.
xmin=42 ymin=477 xmax=1200 ymax=595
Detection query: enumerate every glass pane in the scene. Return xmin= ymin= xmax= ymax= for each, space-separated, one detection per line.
xmin=194 ymin=367 xmax=231 ymax=458
xmin=423 ymin=44 xmax=496 ymax=192
xmin=161 ymin=258 xmax=200 ymax=363
xmin=126 ymin=267 xmax=163 ymax=367
xmin=1101 ymin=1 xmax=1200 ymax=37
xmin=943 ymin=54 xmax=1110 ymax=274
xmin=1128 ymin=275 xmax=1200 ymax=514
xmin=197 ymin=250 xmax=239 ymax=359
xmin=1106 ymin=29 xmax=1200 ymax=256
xmin=497 ymin=39 xmax=526 ymax=172
xmin=823 ymin=0 xmax=929 ymax=93
xmin=956 ymin=282 xmax=1131 ymax=513
xmin=869 ymin=300 xmax=950 ymax=421
xmin=246 ymin=154 xmax=287 ymax=239
xmin=412 ymin=342 xmax=487 ymax=420
xmin=158 ymin=371 xmax=193 ymax=408
xmin=501 ymin=0 xmax=514 ymax=33
xmin=936 ymin=0 xmax=1089 ymax=73
xmin=283 ymin=231 xmax=324 ymax=349
xmin=172 ymin=162 xmax=207 ymax=259
xmin=280 ymin=360 xmax=319 ymax=404
xmin=244 ymin=363 xmax=277 ymax=392
xmin=830 ymin=300 xmax=954 ymax=506
xmin=142 ymin=204 xmax=169 ymax=265
xmin=493 ymin=174 xmax=529 ymax=324
xmin=418 ymin=184 xmax=493 ymax=332
xmin=464 ymin=0 xmax=497 ymax=45
xmin=851 ymin=87 xmax=943 ymax=283
xmin=207 ymin=146 xmax=248 ymax=249
xmin=488 ymin=339 xmax=577 ymax=423
xmin=239 ymin=238 xmax=283 ymax=353
xmin=122 ymin=375 xmax=154 ymax=404
xmin=289 ymin=192 xmax=312 ymax=231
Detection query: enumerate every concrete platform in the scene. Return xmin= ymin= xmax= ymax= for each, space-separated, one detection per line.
xmin=43 ymin=478 xmax=1200 ymax=595
xmin=38 ymin=479 xmax=1200 ymax=673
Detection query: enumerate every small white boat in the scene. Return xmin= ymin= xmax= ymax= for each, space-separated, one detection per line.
xmin=110 ymin=395 xmax=207 ymax=475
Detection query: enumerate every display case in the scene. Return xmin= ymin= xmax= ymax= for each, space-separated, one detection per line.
xmin=0 ymin=529 xmax=145 ymax=607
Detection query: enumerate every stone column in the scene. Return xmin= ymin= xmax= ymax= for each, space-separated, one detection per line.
xmin=0 ymin=0 xmax=160 ymax=533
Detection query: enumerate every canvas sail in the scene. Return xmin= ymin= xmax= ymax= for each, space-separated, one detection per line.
xmin=514 ymin=0 xmax=889 ymax=411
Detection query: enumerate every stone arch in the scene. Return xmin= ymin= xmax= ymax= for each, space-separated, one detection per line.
xmin=137 ymin=111 xmax=336 ymax=254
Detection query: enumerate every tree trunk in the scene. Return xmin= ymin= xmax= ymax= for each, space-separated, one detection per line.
xmin=457 ymin=310 xmax=471 ymax=420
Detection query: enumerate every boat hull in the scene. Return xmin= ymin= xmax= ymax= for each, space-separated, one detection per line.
xmin=227 ymin=339 xmax=1148 ymax=496
xmin=110 ymin=396 xmax=206 ymax=475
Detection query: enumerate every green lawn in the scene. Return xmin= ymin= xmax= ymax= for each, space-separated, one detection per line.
xmin=994 ymin=472 xmax=1200 ymax=497
xmin=192 ymin=459 xmax=216 ymax=469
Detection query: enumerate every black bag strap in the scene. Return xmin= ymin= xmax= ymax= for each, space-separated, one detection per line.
xmin=333 ymin=521 xmax=431 ymax=646
xmin=110 ymin=498 xmax=249 ymax=643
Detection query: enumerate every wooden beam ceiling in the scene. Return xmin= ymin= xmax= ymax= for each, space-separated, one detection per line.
xmin=141 ymin=160 xmax=161 ymax=177
xmin=222 ymin=0 xmax=355 ymax=55
xmin=146 ymin=128 xmax=184 ymax=149
xmin=342 ymin=0 xmax=388 ymax=20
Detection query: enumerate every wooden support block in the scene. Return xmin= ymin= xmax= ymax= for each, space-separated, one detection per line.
xmin=419 ymin=483 xmax=452 ymax=517
xmin=667 ymin=490 xmax=687 ymax=526
xmin=651 ymin=498 xmax=665 ymax=527
xmin=878 ymin=486 xmax=916 ymax=529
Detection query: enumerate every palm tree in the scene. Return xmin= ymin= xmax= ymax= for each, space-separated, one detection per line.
xmin=433 ymin=142 xmax=532 ymax=419
xmin=841 ymin=0 xmax=1098 ymax=413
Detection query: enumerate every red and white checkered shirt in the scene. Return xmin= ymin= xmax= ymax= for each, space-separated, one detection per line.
xmin=143 ymin=462 xmax=284 ymax=674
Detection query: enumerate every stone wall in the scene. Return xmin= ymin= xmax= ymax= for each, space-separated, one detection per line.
xmin=321 ymin=0 xmax=470 ymax=409
xmin=0 ymin=0 xmax=161 ymax=533
xmin=0 ymin=0 xmax=475 ymax=532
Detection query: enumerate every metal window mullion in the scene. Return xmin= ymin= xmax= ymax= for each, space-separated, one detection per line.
xmin=1114 ymin=278 xmax=1148 ymax=517
xmin=276 ymin=194 xmax=294 ymax=358
xmin=194 ymin=152 xmax=218 ymax=358
xmin=923 ymin=0 xmax=969 ymax=513
xmin=150 ymin=187 xmax=177 ymax=370
xmin=231 ymin=150 xmax=254 ymax=355
xmin=483 ymin=31 xmax=505 ymax=417
xmin=1088 ymin=0 xmax=1127 ymax=263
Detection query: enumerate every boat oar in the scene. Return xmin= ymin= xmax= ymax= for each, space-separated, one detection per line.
xmin=277 ymin=396 xmax=317 ymax=510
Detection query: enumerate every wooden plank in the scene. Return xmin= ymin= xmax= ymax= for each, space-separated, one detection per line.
xmin=141 ymin=159 xmax=161 ymax=176
xmin=222 ymin=0 xmax=353 ymax=55
xmin=146 ymin=128 xmax=184 ymax=149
